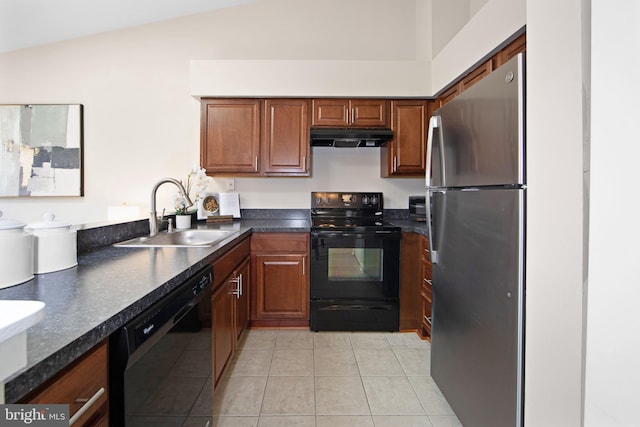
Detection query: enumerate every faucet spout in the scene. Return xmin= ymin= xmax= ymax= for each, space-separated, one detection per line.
xmin=149 ymin=178 xmax=194 ymax=237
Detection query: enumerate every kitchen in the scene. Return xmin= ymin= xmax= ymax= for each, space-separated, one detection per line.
xmin=0 ymin=0 xmax=637 ymax=426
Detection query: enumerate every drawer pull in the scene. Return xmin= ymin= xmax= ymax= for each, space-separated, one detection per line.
xmin=70 ymin=387 xmax=105 ymax=425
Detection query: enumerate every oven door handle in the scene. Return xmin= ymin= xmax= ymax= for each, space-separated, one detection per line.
xmin=312 ymin=231 xmax=400 ymax=239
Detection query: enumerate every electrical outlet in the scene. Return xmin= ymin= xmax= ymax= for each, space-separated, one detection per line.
xmin=226 ymin=179 xmax=235 ymax=191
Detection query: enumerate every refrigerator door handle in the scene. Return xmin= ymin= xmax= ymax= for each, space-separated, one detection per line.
xmin=425 ymin=190 xmax=441 ymax=264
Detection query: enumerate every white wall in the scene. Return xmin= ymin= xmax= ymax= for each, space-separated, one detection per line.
xmin=585 ymin=2 xmax=640 ymax=426
xmin=526 ymin=0 xmax=587 ymax=425
xmin=431 ymin=0 xmax=470 ymax=57
xmin=0 ymin=0 xmax=427 ymax=225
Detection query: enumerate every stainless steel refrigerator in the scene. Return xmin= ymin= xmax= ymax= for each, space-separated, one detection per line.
xmin=425 ymin=53 xmax=525 ymax=427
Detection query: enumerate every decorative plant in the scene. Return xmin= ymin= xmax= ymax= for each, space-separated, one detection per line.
xmin=175 ymin=165 xmax=209 ymax=215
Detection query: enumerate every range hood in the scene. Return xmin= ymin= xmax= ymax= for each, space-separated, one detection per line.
xmin=310 ymin=128 xmax=394 ymax=147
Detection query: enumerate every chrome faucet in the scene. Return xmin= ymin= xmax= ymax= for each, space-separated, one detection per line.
xmin=149 ymin=178 xmax=193 ymax=237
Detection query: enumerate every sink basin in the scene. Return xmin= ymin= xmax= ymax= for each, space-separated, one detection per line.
xmin=114 ymin=229 xmax=233 ymax=248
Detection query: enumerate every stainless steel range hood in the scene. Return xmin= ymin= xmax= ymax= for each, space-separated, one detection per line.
xmin=310 ymin=128 xmax=394 ymax=147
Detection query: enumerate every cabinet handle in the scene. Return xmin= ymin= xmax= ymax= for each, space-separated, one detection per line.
xmin=350 ymin=107 xmax=354 ymax=125
xmin=424 ymin=315 xmax=432 ymax=325
xmin=254 ymin=156 xmax=258 ymax=171
xmin=238 ymin=273 xmax=243 ymax=297
xmin=229 ymin=277 xmax=240 ymax=296
xmin=70 ymin=387 xmax=105 ymax=425
xmin=424 ymin=278 xmax=432 ymax=285
xmin=393 ymin=156 xmax=397 ymax=171
xmin=302 ymin=156 xmax=306 ymax=171
xmin=302 ymin=257 xmax=305 ymax=276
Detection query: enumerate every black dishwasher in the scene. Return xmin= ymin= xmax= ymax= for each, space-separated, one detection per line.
xmin=109 ymin=265 xmax=213 ymax=427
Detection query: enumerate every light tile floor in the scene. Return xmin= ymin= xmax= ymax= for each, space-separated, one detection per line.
xmin=128 ymin=328 xmax=463 ymax=427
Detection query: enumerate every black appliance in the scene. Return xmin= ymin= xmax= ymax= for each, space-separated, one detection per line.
xmin=310 ymin=128 xmax=394 ymax=147
xmin=310 ymin=191 xmax=401 ymax=331
xmin=409 ymin=195 xmax=426 ymax=222
xmin=109 ymin=265 xmax=213 ymax=427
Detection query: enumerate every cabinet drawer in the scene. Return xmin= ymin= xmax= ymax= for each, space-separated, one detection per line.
xmin=251 ymin=233 xmax=309 ymax=253
xmin=213 ymin=236 xmax=251 ymax=289
xmin=421 ymin=260 xmax=432 ymax=282
xmin=24 ymin=341 xmax=108 ymax=427
xmin=419 ymin=235 xmax=430 ymax=261
xmin=421 ymin=281 xmax=432 ymax=303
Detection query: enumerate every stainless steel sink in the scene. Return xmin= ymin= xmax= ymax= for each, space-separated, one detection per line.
xmin=114 ymin=229 xmax=233 ymax=248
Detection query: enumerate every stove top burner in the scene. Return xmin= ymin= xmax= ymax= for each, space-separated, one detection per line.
xmin=310 ymin=192 xmax=400 ymax=233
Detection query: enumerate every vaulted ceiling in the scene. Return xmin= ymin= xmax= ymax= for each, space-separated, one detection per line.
xmin=0 ymin=0 xmax=258 ymax=53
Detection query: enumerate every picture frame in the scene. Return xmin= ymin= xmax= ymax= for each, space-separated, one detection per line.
xmin=0 ymin=104 xmax=84 ymax=197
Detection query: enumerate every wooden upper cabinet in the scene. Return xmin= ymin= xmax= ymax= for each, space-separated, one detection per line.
xmin=436 ymin=31 xmax=525 ymax=108
xmin=312 ymin=99 xmax=349 ymax=126
xmin=459 ymin=59 xmax=493 ymax=92
xmin=350 ymin=99 xmax=389 ymax=127
xmin=312 ymin=99 xmax=389 ymax=127
xmin=263 ymin=99 xmax=310 ymax=176
xmin=437 ymin=85 xmax=459 ymax=108
xmin=494 ymin=32 xmax=526 ymax=69
xmin=381 ymin=100 xmax=428 ymax=177
xmin=201 ymin=99 xmax=261 ymax=176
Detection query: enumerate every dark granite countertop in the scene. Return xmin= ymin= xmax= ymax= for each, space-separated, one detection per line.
xmin=0 ymin=212 xmax=424 ymax=402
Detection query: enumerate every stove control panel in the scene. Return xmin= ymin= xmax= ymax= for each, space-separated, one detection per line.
xmin=311 ymin=192 xmax=383 ymax=209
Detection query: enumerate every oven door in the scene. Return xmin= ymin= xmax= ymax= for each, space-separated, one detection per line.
xmin=310 ymin=230 xmax=400 ymax=300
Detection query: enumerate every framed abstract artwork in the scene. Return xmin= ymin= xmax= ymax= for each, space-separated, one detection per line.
xmin=0 ymin=104 xmax=83 ymax=197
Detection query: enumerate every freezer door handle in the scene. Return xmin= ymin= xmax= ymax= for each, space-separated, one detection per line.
xmin=425 ymin=115 xmax=438 ymax=188
xmin=425 ymin=115 xmax=446 ymax=188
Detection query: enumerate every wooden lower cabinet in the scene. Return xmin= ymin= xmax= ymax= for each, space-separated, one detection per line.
xmin=211 ymin=236 xmax=251 ymax=385
xmin=22 ymin=341 xmax=109 ymax=427
xmin=399 ymin=232 xmax=422 ymax=330
xmin=419 ymin=234 xmax=433 ymax=341
xmin=399 ymin=231 xmax=433 ymax=340
xmin=250 ymin=233 xmax=309 ymax=327
xmin=233 ymin=258 xmax=250 ymax=341
xmin=211 ymin=281 xmax=235 ymax=385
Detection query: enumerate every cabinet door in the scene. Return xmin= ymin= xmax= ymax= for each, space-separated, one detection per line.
xmin=263 ymin=99 xmax=310 ymax=176
xmin=253 ymin=254 xmax=308 ymax=320
xmin=211 ymin=280 xmax=234 ymax=385
xmin=312 ymin=99 xmax=349 ymax=127
xmin=494 ymin=32 xmax=526 ymax=69
xmin=200 ymin=99 xmax=261 ymax=175
xmin=382 ymin=100 xmax=427 ymax=177
xmin=233 ymin=258 xmax=250 ymax=341
xmin=350 ymin=99 xmax=389 ymax=127
xmin=399 ymin=233 xmax=422 ymax=330
xmin=419 ymin=235 xmax=433 ymax=340
xmin=24 ymin=341 xmax=109 ymax=427
xmin=437 ymin=85 xmax=459 ymax=108
xmin=459 ymin=60 xmax=493 ymax=92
